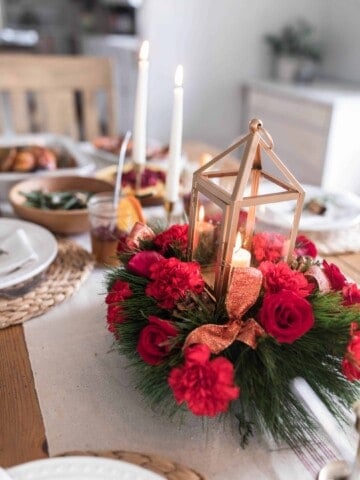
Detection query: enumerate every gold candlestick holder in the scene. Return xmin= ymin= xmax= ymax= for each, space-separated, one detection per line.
xmin=164 ymin=200 xmax=175 ymax=225
xmin=134 ymin=163 xmax=144 ymax=194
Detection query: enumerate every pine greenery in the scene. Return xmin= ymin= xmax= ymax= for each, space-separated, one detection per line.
xmin=106 ymin=260 xmax=360 ymax=447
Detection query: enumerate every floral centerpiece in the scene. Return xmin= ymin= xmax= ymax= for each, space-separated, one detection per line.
xmin=105 ymin=221 xmax=360 ymax=448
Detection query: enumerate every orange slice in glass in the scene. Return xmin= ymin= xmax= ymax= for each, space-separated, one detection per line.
xmin=117 ymin=195 xmax=145 ymax=232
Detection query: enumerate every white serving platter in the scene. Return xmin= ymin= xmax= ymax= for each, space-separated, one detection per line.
xmin=0 ymin=133 xmax=95 ymax=200
xmin=256 ymin=184 xmax=360 ymax=232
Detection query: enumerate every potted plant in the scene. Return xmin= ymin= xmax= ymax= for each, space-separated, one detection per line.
xmin=265 ymin=19 xmax=323 ymax=82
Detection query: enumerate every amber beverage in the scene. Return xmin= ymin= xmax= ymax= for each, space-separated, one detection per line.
xmin=88 ymin=192 xmax=123 ymax=266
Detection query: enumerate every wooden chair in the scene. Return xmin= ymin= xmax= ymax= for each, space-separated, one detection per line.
xmin=0 ymin=54 xmax=116 ymax=141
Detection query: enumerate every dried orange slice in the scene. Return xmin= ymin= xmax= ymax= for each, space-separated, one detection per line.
xmin=117 ymin=194 xmax=145 ymax=232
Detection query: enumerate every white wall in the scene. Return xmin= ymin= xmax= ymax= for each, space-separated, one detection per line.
xmin=320 ymin=0 xmax=360 ymax=82
xmin=138 ymin=0 xmax=325 ymax=148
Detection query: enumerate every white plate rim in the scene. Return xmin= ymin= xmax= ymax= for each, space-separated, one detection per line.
xmin=256 ymin=184 xmax=360 ymax=232
xmin=7 ymin=456 xmax=164 ymax=480
xmin=0 ymin=218 xmax=58 ymax=289
xmin=80 ymin=138 xmax=164 ymax=163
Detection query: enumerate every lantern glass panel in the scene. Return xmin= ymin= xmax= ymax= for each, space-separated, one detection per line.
xmin=193 ymin=192 xmax=224 ymax=290
xmin=238 ymin=174 xmax=297 ymax=258
xmin=201 ymin=143 xmax=246 ymax=195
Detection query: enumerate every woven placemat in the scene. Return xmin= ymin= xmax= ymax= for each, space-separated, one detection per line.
xmin=58 ymin=450 xmax=206 ymax=480
xmin=0 ymin=239 xmax=95 ymax=328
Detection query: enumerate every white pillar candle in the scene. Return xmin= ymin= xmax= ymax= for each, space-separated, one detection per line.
xmin=132 ymin=40 xmax=149 ymax=166
xmin=165 ymin=65 xmax=184 ymax=203
xmin=232 ymin=232 xmax=251 ymax=268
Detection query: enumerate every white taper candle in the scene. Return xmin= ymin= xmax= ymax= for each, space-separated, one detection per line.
xmin=165 ymin=64 xmax=184 ymax=203
xmin=132 ymin=40 xmax=149 ymax=166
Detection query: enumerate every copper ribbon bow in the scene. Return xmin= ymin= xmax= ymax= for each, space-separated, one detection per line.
xmin=304 ymin=265 xmax=331 ymax=293
xmin=183 ymin=267 xmax=265 ymax=354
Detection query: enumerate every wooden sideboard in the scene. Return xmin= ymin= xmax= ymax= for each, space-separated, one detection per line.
xmin=242 ymin=80 xmax=360 ymax=195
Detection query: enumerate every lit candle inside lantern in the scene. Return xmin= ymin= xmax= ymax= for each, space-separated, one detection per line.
xmin=132 ymin=40 xmax=149 ymax=166
xmin=232 ymin=232 xmax=251 ymax=268
xmin=165 ymin=65 xmax=184 ymax=203
xmin=194 ymin=205 xmax=215 ymax=249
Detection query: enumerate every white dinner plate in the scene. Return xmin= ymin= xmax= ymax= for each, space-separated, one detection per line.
xmin=6 ymin=456 xmax=164 ymax=480
xmin=0 ymin=218 xmax=57 ymax=289
xmin=255 ymin=184 xmax=360 ymax=232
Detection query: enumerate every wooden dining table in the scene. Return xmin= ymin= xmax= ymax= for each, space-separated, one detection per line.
xmin=0 ymin=141 xmax=360 ymax=479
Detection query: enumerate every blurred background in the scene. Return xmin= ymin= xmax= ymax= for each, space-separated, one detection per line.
xmin=0 ymin=0 xmax=359 ymax=152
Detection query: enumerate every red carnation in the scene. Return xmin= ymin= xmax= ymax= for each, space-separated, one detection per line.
xmin=322 ymin=260 xmax=347 ymax=291
xmin=154 ymin=224 xmax=189 ymax=255
xmin=342 ymin=283 xmax=360 ymax=307
xmin=252 ymin=232 xmax=286 ymax=263
xmin=295 ymin=235 xmax=318 ymax=258
xmin=128 ymin=251 xmax=164 ymax=278
xmin=106 ymin=304 xmax=126 ymax=336
xmin=146 ymin=257 xmax=204 ymax=309
xmin=342 ymin=325 xmax=360 ymax=381
xmin=105 ymin=280 xmax=133 ymax=335
xmin=106 ymin=280 xmax=133 ymax=304
xmin=168 ymin=344 xmax=239 ymax=416
xmin=137 ymin=316 xmax=178 ymax=365
xmin=259 ymin=261 xmax=314 ymax=298
xmin=259 ymin=290 xmax=315 ymax=344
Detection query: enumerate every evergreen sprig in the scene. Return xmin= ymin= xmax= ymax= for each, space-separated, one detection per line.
xmin=105 ymin=231 xmax=360 ymax=449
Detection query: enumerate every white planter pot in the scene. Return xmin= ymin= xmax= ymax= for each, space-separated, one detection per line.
xmin=274 ymin=55 xmax=318 ymax=83
xmin=275 ymin=55 xmax=300 ymax=82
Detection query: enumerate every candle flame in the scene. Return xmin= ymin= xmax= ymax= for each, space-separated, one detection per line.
xmin=234 ymin=232 xmax=242 ymax=251
xmin=174 ymin=65 xmax=183 ymax=87
xmin=139 ymin=40 xmax=149 ymax=61
xmin=198 ymin=205 xmax=205 ymax=222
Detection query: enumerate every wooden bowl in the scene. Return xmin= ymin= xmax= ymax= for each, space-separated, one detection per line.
xmin=9 ymin=176 xmax=114 ymax=234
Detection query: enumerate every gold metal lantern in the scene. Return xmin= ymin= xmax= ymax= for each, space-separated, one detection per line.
xmin=187 ymin=119 xmax=305 ymax=301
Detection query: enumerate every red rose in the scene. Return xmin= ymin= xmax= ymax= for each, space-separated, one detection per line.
xmin=342 ymin=283 xmax=360 ymax=306
xmin=128 ymin=251 xmax=164 ymax=278
xmin=154 ymin=224 xmax=189 ymax=254
xmin=252 ymin=232 xmax=286 ymax=263
xmin=146 ymin=257 xmax=204 ymax=309
xmin=168 ymin=344 xmax=239 ymax=416
xmin=322 ymin=260 xmax=347 ymax=291
xmin=259 ymin=291 xmax=315 ymax=343
xmin=295 ymin=235 xmax=317 ymax=258
xmin=106 ymin=280 xmax=133 ymax=304
xmin=259 ymin=261 xmax=314 ymax=298
xmin=137 ymin=316 xmax=178 ymax=365
xmin=342 ymin=328 xmax=360 ymax=381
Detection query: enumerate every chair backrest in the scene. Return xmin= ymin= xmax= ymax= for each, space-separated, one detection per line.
xmin=0 ymin=54 xmax=116 ymax=141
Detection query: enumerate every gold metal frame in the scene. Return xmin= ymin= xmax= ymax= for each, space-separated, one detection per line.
xmin=187 ymin=119 xmax=305 ymax=300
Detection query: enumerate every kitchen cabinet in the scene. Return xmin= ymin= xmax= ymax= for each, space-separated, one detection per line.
xmin=241 ymin=80 xmax=360 ymax=195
